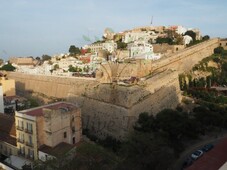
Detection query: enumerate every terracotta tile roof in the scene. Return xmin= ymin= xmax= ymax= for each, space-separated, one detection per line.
xmin=39 ymin=142 xmax=75 ymax=158
xmin=20 ymin=102 xmax=76 ymax=117
xmin=187 ymin=137 xmax=227 ymax=170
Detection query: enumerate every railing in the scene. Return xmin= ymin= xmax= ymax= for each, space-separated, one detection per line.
xmin=25 ymin=142 xmax=33 ymax=147
xmin=17 ymin=138 xmax=24 ymax=144
xmin=26 ymin=154 xmax=34 ymax=160
xmin=24 ymin=128 xmax=33 ymax=134
xmin=16 ymin=126 xmax=24 ymax=131
xmin=17 ymin=150 xmax=25 ymax=156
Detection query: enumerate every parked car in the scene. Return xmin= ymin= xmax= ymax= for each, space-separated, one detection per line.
xmin=191 ymin=150 xmax=203 ymax=160
xmin=202 ymin=144 xmax=214 ymax=152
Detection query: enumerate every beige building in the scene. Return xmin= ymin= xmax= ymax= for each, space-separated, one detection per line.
xmin=14 ymin=102 xmax=82 ymax=161
xmin=152 ymin=43 xmax=185 ymax=54
xmin=9 ymin=57 xmax=38 ymax=66
xmin=87 ymin=41 xmax=117 ymax=53
xmin=0 ymin=76 xmax=16 ymax=96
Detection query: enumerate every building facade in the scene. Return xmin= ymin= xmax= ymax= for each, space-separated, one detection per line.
xmin=0 ymin=76 xmax=15 ymax=97
xmin=123 ymin=32 xmax=151 ymax=43
xmin=15 ymin=102 xmax=82 ymax=161
xmin=87 ymin=41 xmax=117 ymax=53
xmin=128 ymin=41 xmax=161 ymax=60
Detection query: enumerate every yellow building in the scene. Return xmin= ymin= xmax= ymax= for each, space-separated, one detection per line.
xmin=0 ymin=76 xmax=16 ymax=96
xmin=15 ymin=102 xmax=82 ymax=161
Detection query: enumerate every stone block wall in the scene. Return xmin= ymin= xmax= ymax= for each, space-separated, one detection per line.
xmin=7 ymin=38 xmax=219 ymax=139
xmin=68 ymin=70 xmax=181 ymax=139
xmin=8 ymin=73 xmax=99 ymax=98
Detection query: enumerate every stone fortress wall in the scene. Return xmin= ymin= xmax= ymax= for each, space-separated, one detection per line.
xmin=68 ymin=70 xmax=181 ymax=139
xmin=8 ymin=38 xmax=220 ymax=139
xmin=98 ymin=38 xmax=219 ymax=83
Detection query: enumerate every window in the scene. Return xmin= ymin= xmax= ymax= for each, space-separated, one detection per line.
xmin=26 ymin=123 xmax=33 ymax=133
xmin=64 ymin=132 xmax=67 ymax=138
xmin=72 ymin=126 xmax=75 ymax=133
xmin=73 ymin=137 xmax=75 ymax=144
xmin=29 ymin=135 xmax=32 ymax=145
xmin=28 ymin=149 xmax=34 ymax=158
xmin=18 ymin=120 xmax=24 ymax=129
xmin=19 ymin=133 xmax=24 ymax=142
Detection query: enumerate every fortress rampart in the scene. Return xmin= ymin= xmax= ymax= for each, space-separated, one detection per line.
xmin=99 ymin=38 xmax=219 ymax=82
xmin=8 ymin=38 xmax=220 ymax=139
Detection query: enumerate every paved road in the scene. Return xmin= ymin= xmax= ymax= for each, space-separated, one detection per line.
xmin=172 ymin=131 xmax=227 ymax=170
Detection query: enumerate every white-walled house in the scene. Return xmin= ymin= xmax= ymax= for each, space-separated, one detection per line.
xmin=128 ymin=41 xmax=161 ymax=60
xmin=176 ymin=25 xmax=187 ymax=35
xmin=183 ymin=35 xmax=193 ymax=45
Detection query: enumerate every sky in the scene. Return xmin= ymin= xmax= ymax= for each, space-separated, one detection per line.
xmin=0 ymin=0 xmax=227 ymax=60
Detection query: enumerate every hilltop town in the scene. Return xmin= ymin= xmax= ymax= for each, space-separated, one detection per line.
xmin=1 ymin=25 xmax=203 ymax=78
xmin=1 ymin=25 xmax=227 ymax=170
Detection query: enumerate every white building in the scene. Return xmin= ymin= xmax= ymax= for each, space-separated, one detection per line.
xmin=183 ymin=35 xmax=193 ymax=45
xmin=128 ymin=41 xmax=161 ymax=60
xmin=0 ymin=86 xmax=4 ymax=113
xmin=176 ymin=26 xmax=187 ymax=35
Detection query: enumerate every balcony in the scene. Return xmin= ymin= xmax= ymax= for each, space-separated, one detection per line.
xmin=16 ymin=126 xmax=24 ymax=131
xmin=18 ymin=150 xmax=25 ymax=157
xmin=24 ymin=128 xmax=33 ymax=134
xmin=25 ymin=142 xmax=34 ymax=147
xmin=26 ymin=154 xmax=34 ymax=160
xmin=17 ymin=138 xmax=24 ymax=144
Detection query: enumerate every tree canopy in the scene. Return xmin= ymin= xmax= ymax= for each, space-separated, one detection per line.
xmin=184 ymin=30 xmax=196 ymax=41
xmin=0 ymin=63 xmax=16 ymax=71
xmin=69 ymin=45 xmax=81 ymax=55
xmin=42 ymin=54 xmax=51 ymax=61
xmin=156 ymin=37 xmax=173 ymax=44
xmin=214 ymin=47 xmax=224 ymax=54
xmin=117 ymin=41 xmax=127 ymax=49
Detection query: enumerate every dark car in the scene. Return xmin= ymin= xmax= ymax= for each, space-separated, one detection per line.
xmin=182 ymin=157 xmax=193 ymax=169
xmin=202 ymin=144 xmax=214 ymax=152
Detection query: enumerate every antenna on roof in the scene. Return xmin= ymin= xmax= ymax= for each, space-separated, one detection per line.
xmin=151 ymin=16 xmax=153 ymax=25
